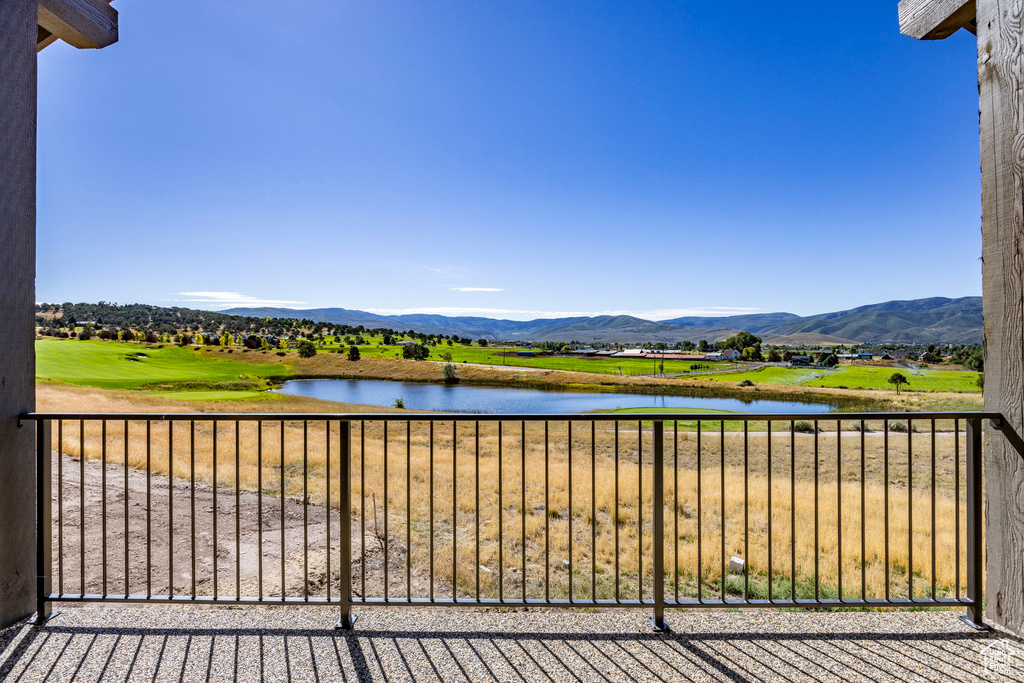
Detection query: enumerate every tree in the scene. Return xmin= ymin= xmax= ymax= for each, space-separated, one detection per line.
xmin=403 ymin=343 xmax=429 ymax=360
xmin=347 ymin=345 xmax=360 ymax=361
xmin=697 ymin=339 xmax=709 ymax=352
xmin=79 ymin=324 xmax=93 ymax=341
xmin=298 ymin=340 xmax=317 ymax=358
xmin=441 ymin=351 xmax=453 ymax=363
xmin=821 ymin=353 xmax=838 ymax=368
xmin=478 ymin=338 xmax=488 ymax=347
xmin=887 ymin=372 xmax=910 ymax=395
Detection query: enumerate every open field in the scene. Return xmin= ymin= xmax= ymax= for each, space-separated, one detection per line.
xmin=44 ymin=380 xmax=975 ymax=605
xmin=704 ymin=363 xmax=981 ymax=393
xmin=36 ymin=339 xmax=288 ymax=390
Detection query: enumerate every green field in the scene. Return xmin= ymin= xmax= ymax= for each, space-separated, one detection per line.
xmin=36 ymin=339 xmax=289 ymax=390
xmin=317 ymin=338 xmax=738 ymax=376
xmin=704 ymin=364 xmax=981 ymax=393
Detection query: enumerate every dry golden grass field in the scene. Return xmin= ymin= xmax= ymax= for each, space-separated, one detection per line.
xmin=39 ymin=384 xmax=976 ymax=607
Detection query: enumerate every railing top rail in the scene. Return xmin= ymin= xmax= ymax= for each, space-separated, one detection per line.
xmin=19 ymin=411 xmax=1003 ymax=423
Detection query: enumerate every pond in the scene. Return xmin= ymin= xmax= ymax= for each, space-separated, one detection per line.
xmin=274 ymin=379 xmax=836 ymax=415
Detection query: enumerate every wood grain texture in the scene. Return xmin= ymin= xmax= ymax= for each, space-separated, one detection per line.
xmin=37 ymin=0 xmax=116 ymax=49
xmin=900 ymin=0 xmax=977 ymax=39
xmin=0 ymin=0 xmax=39 ymax=629
xmin=978 ymin=0 xmax=1024 ymax=634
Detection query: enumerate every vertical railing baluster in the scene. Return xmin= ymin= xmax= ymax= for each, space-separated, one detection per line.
xmin=790 ymin=421 xmax=795 ymax=604
xmin=304 ymin=421 xmax=309 ymax=602
xmin=236 ymin=421 xmax=241 ymax=601
xmin=813 ymin=419 xmax=818 ymax=602
xmin=430 ymin=421 xmax=434 ymax=603
xmin=767 ymin=421 xmax=773 ymax=603
xmin=166 ymin=421 xmax=171 ymax=600
xmin=545 ymin=421 xmax=549 ymax=602
xmin=279 ymin=421 xmax=285 ymax=601
xmin=213 ymin=421 xmax=219 ymax=599
xmin=407 ymin=421 xmax=411 ymax=601
xmin=650 ymin=420 xmax=666 ymax=631
xmin=884 ymin=420 xmax=890 ymax=603
xmin=257 ymin=421 xmax=263 ymax=601
xmin=521 ymin=421 xmax=526 ymax=601
xmin=81 ymin=421 xmax=86 ymax=596
xmin=931 ymin=418 xmax=936 ymax=601
xmin=568 ymin=421 xmax=573 ymax=602
xmin=475 ymin=421 xmax=480 ymax=601
xmin=124 ymin=420 xmax=129 ymax=597
xmin=697 ymin=420 xmax=702 ymax=603
xmin=146 ymin=420 xmax=151 ymax=598
xmin=337 ymin=420 xmax=354 ymax=629
xmin=191 ymin=420 xmax=196 ymax=599
xmin=102 ymin=420 xmax=107 ymax=597
xmin=955 ymin=419 xmax=961 ymax=602
xmin=837 ymin=419 xmax=842 ymax=603
xmin=908 ymin=418 xmax=913 ymax=601
xmin=326 ymin=420 xmax=331 ymax=603
xmin=964 ymin=418 xmax=984 ymax=627
xmin=361 ymin=421 xmax=366 ymax=601
xmin=452 ymin=421 xmax=457 ymax=600
xmin=861 ymin=420 xmax=866 ymax=602
xmin=720 ymin=421 xmax=725 ymax=603
xmin=58 ymin=420 xmax=63 ymax=598
xmin=35 ymin=418 xmax=52 ymax=621
xmin=499 ymin=421 xmax=504 ymax=603
xmin=383 ymin=421 xmax=389 ymax=602
xmin=743 ymin=420 xmax=749 ymax=601
xmin=673 ymin=421 xmax=678 ymax=604
xmin=613 ymin=421 xmax=620 ymax=603
xmin=639 ymin=421 xmax=644 ymax=603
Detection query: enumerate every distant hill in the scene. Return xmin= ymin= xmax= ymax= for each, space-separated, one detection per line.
xmin=225 ymin=296 xmax=982 ymax=345
xmin=662 ymin=297 xmax=982 ymax=345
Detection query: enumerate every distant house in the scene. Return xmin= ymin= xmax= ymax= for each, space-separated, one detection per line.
xmin=704 ymin=352 xmax=724 ymax=361
xmin=790 ymin=355 xmax=812 ymax=366
xmin=613 ymin=349 xmax=645 ymax=357
xmin=837 ymin=353 xmax=857 ymax=360
xmin=880 ymin=349 xmax=906 ymax=360
xmin=721 ymin=349 xmax=741 ymax=361
xmin=857 ymin=352 xmax=874 ymax=361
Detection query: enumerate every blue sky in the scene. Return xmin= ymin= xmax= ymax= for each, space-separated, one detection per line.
xmin=36 ymin=1 xmax=980 ymax=320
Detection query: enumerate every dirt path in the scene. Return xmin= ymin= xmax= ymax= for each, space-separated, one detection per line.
xmin=49 ymin=452 xmax=436 ymax=602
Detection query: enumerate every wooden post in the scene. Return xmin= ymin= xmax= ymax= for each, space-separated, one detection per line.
xmin=901 ymin=0 xmax=1024 ymax=633
xmin=0 ymin=0 xmax=40 ymax=629
xmin=976 ymin=0 xmax=1024 ymax=633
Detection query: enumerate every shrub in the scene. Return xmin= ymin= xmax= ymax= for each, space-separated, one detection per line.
xmin=276 ymin=351 xmax=286 ymax=357
xmin=442 ymin=363 xmax=459 ymax=384
xmin=348 ymin=345 xmax=360 ymax=361
xmin=298 ymin=340 xmax=317 ymax=358
xmin=737 ymin=379 xmax=754 ymax=387
xmin=889 ymin=421 xmax=908 ymax=433
xmin=402 ymin=343 xmax=429 ymax=360
xmin=793 ymin=421 xmax=816 ymax=433
xmin=393 ymin=397 xmax=405 ymax=409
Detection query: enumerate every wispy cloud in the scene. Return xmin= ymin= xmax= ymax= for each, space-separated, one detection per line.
xmin=450 ymin=287 xmax=503 ymax=292
xmin=363 ymin=306 xmax=760 ymax=321
xmin=165 ymin=292 xmax=307 ymax=309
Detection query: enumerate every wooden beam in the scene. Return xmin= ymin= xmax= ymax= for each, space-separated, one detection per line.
xmin=899 ymin=0 xmax=976 ymax=40
xmin=36 ymin=25 xmax=58 ymax=51
xmin=978 ymin=0 xmax=1024 ymax=633
xmin=36 ymin=0 xmax=116 ymax=50
xmin=0 ymin=0 xmax=40 ymax=629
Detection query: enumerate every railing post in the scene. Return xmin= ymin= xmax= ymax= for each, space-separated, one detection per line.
xmin=649 ymin=420 xmax=669 ymax=631
xmin=962 ymin=417 xmax=987 ymax=629
xmin=33 ymin=419 xmax=54 ymax=623
xmin=336 ymin=420 xmax=356 ymax=629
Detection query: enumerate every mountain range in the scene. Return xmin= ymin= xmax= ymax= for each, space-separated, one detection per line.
xmin=224 ymin=296 xmax=982 ymax=345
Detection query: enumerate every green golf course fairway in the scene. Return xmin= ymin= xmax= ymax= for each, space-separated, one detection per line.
xmin=36 ymin=339 xmax=288 ymax=390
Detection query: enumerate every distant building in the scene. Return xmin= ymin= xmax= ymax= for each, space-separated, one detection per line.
xmin=721 ymin=349 xmax=742 ymax=361
xmin=857 ymin=352 xmax=874 ymax=360
xmin=790 ymin=355 xmax=812 ymax=366
xmin=705 ymin=352 xmax=724 ymax=361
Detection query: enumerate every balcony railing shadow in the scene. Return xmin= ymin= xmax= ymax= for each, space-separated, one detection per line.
xmin=1 ymin=608 xmax=1018 ymax=682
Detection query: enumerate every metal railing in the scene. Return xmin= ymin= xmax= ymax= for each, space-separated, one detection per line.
xmin=21 ymin=411 xmax=994 ymax=630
